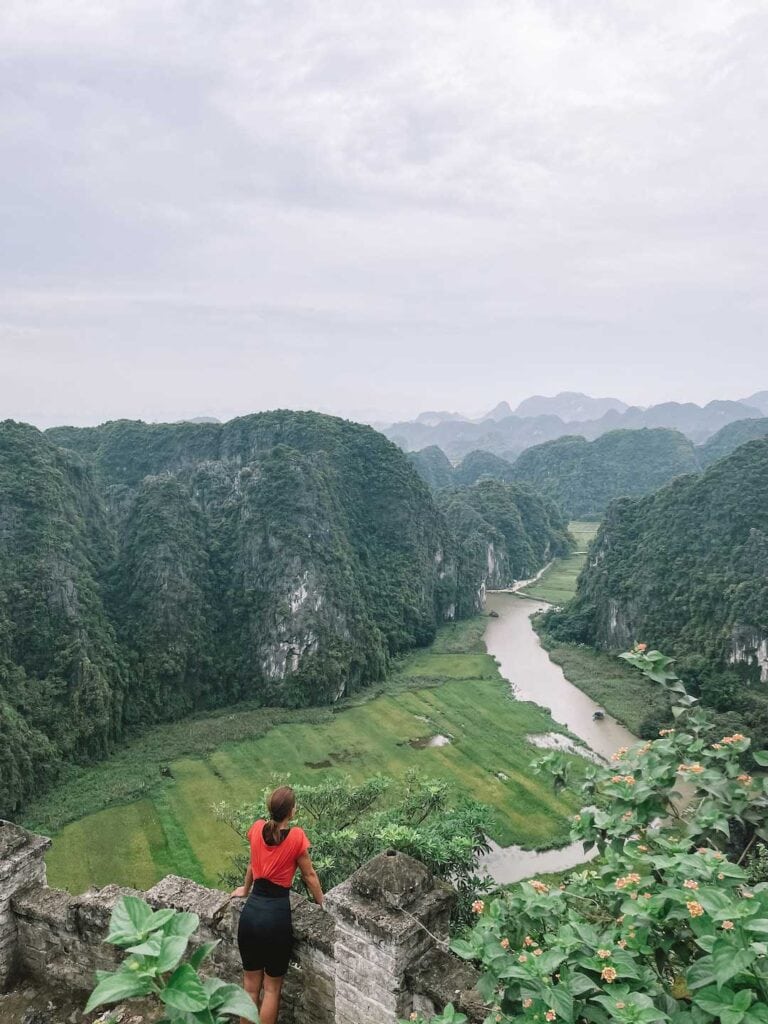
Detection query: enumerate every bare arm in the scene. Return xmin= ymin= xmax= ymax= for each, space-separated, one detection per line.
xmin=231 ymin=863 xmax=253 ymax=899
xmin=297 ymin=851 xmax=324 ymax=907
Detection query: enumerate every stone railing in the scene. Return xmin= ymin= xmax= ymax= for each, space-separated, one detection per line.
xmin=0 ymin=820 xmax=483 ymax=1023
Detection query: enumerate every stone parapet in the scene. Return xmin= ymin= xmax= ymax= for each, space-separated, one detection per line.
xmin=2 ymin=821 xmax=483 ymax=1022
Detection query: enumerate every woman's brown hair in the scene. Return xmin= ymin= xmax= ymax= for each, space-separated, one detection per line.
xmin=263 ymin=786 xmax=295 ymax=846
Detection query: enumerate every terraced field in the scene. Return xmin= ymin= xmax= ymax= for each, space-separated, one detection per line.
xmin=40 ymin=618 xmax=583 ymax=893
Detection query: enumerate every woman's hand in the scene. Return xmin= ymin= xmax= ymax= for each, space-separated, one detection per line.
xmin=231 ymin=885 xmax=249 ymax=898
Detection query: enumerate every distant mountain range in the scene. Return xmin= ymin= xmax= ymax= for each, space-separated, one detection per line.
xmin=408 ymin=417 xmax=768 ymax=517
xmin=385 ymin=392 xmax=765 ymax=461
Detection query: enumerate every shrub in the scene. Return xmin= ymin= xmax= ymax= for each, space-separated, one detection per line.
xmin=85 ymin=895 xmax=258 ymax=1022
xmin=410 ymin=647 xmax=768 ymax=1023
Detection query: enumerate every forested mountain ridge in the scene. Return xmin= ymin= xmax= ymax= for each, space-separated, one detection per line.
xmin=408 ymin=420 xmax=768 ymax=517
xmin=508 ymin=428 xmax=700 ymax=518
xmin=438 ymin=480 xmax=572 ymax=616
xmin=0 ymin=412 xmax=569 ymax=817
xmin=699 ymin=416 xmax=768 ymax=466
xmin=545 ymin=439 xmax=768 ymax=741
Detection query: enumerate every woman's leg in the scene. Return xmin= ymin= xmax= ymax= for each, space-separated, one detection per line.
xmin=241 ymin=969 xmax=263 ymax=1024
xmin=259 ymin=974 xmax=285 ymax=1024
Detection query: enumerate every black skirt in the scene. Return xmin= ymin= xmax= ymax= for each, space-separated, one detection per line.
xmin=237 ymin=879 xmax=293 ymax=977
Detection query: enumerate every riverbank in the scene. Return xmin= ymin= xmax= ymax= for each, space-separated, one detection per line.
xmin=36 ymin=616 xmax=584 ymax=893
xmin=519 ymin=520 xmax=598 ymax=604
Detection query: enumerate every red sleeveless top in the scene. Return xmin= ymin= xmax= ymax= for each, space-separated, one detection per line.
xmin=247 ymin=819 xmax=311 ymax=888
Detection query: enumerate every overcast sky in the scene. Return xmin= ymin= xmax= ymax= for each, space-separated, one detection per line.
xmin=2 ymin=1 xmax=767 ymax=427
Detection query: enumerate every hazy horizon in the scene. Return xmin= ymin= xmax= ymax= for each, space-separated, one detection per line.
xmin=3 ymin=1 xmax=768 ymax=428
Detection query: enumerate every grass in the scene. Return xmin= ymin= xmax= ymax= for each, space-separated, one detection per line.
xmin=521 ymin=521 xmax=599 ymax=605
xmin=38 ymin=617 xmax=584 ymax=894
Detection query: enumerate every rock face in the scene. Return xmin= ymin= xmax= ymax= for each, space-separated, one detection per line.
xmin=0 ymin=412 xmax=469 ymax=818
xmin=1 ymin=821 xmax=482 ymax=1024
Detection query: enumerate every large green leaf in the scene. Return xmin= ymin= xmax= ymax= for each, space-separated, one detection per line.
xmin=156 ymin=935 xmax=190 ymax=974
xmin=160 ymin=964 xmax=209 ymax=1013
xmin=711 ymin=940 xmax=756 ymax=988
xmin=147 ymin=908 xmax=178 ymax=934
xmin=127 ymin=933 xmax=164 ymax=958
xmin=189 ymin=940 xmax=220 ymax=970
xmin=165 ymin=911 xmax=201 ymax=938
xmin=107 ymin=896 xmax=155 ymax=946
xmin=84 ymin=969 xmax=154 ymax=1012
xmin=208 ymin=983 xmax=260 ymax=1021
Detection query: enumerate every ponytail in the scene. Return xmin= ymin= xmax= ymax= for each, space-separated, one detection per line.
xmin=263 ymin=786 xmax=295 ymax=846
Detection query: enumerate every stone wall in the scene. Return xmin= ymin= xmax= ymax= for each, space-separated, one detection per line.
xmin=0 ymin=821 xmax=482 ymax=1023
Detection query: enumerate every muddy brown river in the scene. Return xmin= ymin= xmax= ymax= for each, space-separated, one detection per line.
xmin=479 ymin=591 xmax=640 ymax=884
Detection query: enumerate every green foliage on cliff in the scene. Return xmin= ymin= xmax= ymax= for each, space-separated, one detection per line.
xmin=545 ymin=439 xmax=768 ymax=748
xmin=0 ymin=413 xmax=468 ymax=818
xmin=699 ymin=416 xmax=768 ymax=467
xmin=1 ymin=412 xmax=569 ymax=819
xmin=438 ymin=481 xmax=572 ymax=616
xmin=407 ymin=446 xmax=517 ymax=491
xmin=509 ymin=428 xmax=700 ymax=518
xmin=407 ymin=445 xmax=455 ymax=489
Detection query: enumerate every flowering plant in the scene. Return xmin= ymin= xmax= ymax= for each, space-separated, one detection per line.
xmin=406 ymin=645 xmax=768 ymax=1024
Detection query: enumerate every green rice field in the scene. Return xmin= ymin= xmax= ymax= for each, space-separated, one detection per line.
xmin=40 ymin=618 xmax=583 ymax=894
xmin=520 ymin=520 xmax=599 ymax=604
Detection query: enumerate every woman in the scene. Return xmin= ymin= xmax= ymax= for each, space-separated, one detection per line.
xmin=232 ymin=786 xmax=324 ymax=1024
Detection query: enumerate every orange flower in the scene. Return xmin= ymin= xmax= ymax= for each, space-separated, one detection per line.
xmin=545 ymin=1011 xmax=556 ymax=1022
xmin=683 ymin=879 xmax=699 ymax=890
xmin=687 ymin=901 xmax=704 ymax=918
xmin=635 ymin=642 xmax=648 ymax=652
xmin=659 ymin=728 xmax=675 ymax=736
xmin=522 ymin=999 xmax=533 ymax=1009
xmin=737 ymin=774 xmax=752 ymax=785
xmin=615 ymin=1003 xmax=626 ymax=1010
xmin=533 ymin=948 xmax=543 ymax=957
xmin=617 ymin=939 xmax=627 ymax=949
xmin=518 ymin=953 xmax=528 ymax=963
xmin=524 ymin=936 xmax=536 ymax=947
xmin=500 ymin=938 xmax=509 ymax=949
xmin=722 ymin=921 xmax=734 ymax=930
xmin=597 ymin=949 xmax=611 ymax=960
xmin=471 ymin=900 xmax=485 ymax=914
xmin=601 ymin=966 xmax=618 ymax=983
xmin=530 ymin=880 xmax=550 ymax=894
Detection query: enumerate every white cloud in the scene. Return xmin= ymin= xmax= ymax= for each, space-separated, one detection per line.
xmin=1 ymin=0 xmax=767 ymax=424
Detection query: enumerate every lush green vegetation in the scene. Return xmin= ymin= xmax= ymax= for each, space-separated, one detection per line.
xmin=699 ymin=416 xmax=768 ymax=466
xmin=412 ymin=648 xmax=768 ymax=1024
xmin=40 ymin=617 xmax=583 ymax=894
xmin=407 ymin=445 xmax=455 ymax=489
xmin=520 ymin=521 xmax=598 ymax=605
xmin=1 ymin=412 xmax=570 ymax=819
xmin=438 ymin=482 xmax=573 ymax=616
xmin=545 ymin=439 xmax=768 ymax=753
xmin=509 ymin=429 xmax=700 ymax=518
xmin=408 ymin=446 xmax=518 ymax=491
xmin=217 ymin=772 xmax=492 ymax=927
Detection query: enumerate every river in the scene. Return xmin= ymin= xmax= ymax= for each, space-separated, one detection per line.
xmin=479 ymin=591 xmax=640 ymax=884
